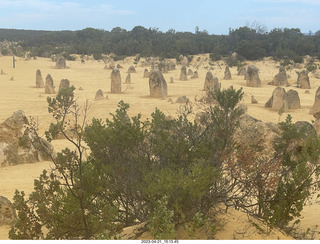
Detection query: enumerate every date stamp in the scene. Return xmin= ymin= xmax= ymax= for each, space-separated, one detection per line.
xmin=140 ymin=240 xmax=179 ymax=244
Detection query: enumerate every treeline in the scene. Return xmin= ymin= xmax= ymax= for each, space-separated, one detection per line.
xmin=1 ymin=25 xmax=320 ymax=61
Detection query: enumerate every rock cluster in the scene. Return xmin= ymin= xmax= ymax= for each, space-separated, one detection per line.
xmin=204 ymin=71 xmax=220 ymax=92
xmin=265 ymin=87 xmax=301 ymax=111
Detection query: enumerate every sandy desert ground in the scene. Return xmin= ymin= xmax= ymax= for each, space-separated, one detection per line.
xmin=0 ymin=54 xmax=319 ymax=239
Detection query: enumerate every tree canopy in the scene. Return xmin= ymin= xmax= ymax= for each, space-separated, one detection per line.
xmin=1 ymin=25 xmax=320 ymax=61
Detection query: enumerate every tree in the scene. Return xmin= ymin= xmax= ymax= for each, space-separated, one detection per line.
xmin=9 ymin=87 xmax=121 ymax=240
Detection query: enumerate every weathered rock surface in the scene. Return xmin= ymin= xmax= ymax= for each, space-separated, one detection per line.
xmin=125 ymin=73 xmax=131 ymax=84
xmin=45 ymin=74 xmax=55 ymax=94
xmin=180 ymin=55 xmax=189 ymax=66
xmin=191 ymin=71 xmax=199 ymax=79
xmin=246 ymin=65 xmax=261 ymax=87
xmin=35 ymin=69 xmax=44 ymax=88
xmin=234 ymin=113 xmax=280 ymax=154
xmin=179 ymin=66 xmax=188 ymax=81
xmin=0 ymin=196 xmax=16 ymax=226
xmin=110 ymin=68 xmax=121 ymax=93
xmin=237 ymin=67 xmax=247 ymax=76
xmin=271 ymin=66 xmax=289 ymax=86
xmin=297 ymin=70 xmax=310 ymax=89
xmin=55 ymin=56 xmax=66 ymax=69
xmin=143 ymin=69 xmax=150 ymax=78
xmin=149 ymin=69 xmax=168 ymax=98
xmin=0 ymin=110 xmax=55 ymax=167
xmin=127 ymin=66 xmax=136 ymax=73
xmin=251 ymin=95 xmax=258 ymax=104
xmin=265 ymin=87 xmax=301 ymax=111
xmin=175 ymin=96 xmax=189 ymax=103
xmin=59 ymin=79 xmax=70 ymax=91
xmin=309 ymin=87 xmax=320 ymax=115
xmin=204 ymin=71 xmax=220 ymax=92
xmin=286 ymin=89 xmax=301 ymax=109
xmin=223 ymin=65 xmax=232 ymax=80
xmin=95 ymin=89 xmax=104 ymax=100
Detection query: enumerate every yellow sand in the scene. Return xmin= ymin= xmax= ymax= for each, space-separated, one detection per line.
xmin=0 ymin=55 xmax=319 ymax=240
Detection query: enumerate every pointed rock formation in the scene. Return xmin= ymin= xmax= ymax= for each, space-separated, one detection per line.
xmin=59 ymin=79 xmax=70 ymax=91
xmin=223 ymin=65 xmax=232 ymax=80
xmin=187 ymin=69 xmax=194 ymax=76
xmin=286 ymin=89 xmax=301 ymax=109
xmin=297 ymin=70 xmax=310 ymax=89
xmin=95 ymin=89 xmax=104 ymax=100
xmin=110 ymin=68 xmax=121 ymax=93
xmin=204 ymin=71 xmax=220 ymax=92
xmin=271 ymin=66 xmax=289 ymax=86
xmin=55 ymin=56 xmax=66 ymax=69
xmin=179 ymin=66 xmax=188 ymax=81
xmin=45 ymin=74 xmax=55 ymax=94
xmin=35 ymin=69 xmax=44 ymax=88
xmin=149 ymin=69 xmax=168 ymax=98
xmin=309 ymin=87 xmax=320 ymax=115
xmin=127 ymin=66 xmax=136 ymax=73
xmin=125 ymin=73 xmax=131 ymax=84
xmin=246 ymin=65 xmax=261 ymax=87
xmin=251 ymin=95 xmax=258 ymax=104
xmin=0 ymin=196 xmax=16 ymax=225
xmin=265 ymin=87 xmax=301 ymax=111
xmin=143 ymin=68 xmax=150 ymax=78
xmin=191 ymin=71 xmax=199 ymax=79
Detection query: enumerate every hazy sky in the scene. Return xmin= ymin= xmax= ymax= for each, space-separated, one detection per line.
xmin=0 ymin=0 xmax=319 ymax=34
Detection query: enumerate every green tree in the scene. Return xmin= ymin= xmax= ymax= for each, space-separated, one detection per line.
xmin=9 ymin=87 xmax=121 ymax=240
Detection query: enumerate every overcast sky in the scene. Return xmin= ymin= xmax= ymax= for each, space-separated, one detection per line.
xmin=0 ymin=0 xmax=319 ymax=34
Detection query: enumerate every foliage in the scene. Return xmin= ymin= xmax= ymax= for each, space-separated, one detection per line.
xmin=10 ymin=86 xmax=121 ymax=240
xmin=306 ymin=58 xmax=318 ymax=73
xmin=265 ymin=115 xmax=320 ymax=228
xmin=223 ymin=114 xmax=320 ymax=230
xmin=147 ymin=196 xmax=176 ymax=239
xmin=9 ymin=84 xmax=320 ymax=239
xmin=2 ymin=26 xmax=320 ymax=61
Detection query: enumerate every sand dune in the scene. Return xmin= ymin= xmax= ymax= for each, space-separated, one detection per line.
xmin=0 ymin=55 xmax=319 ymax=239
